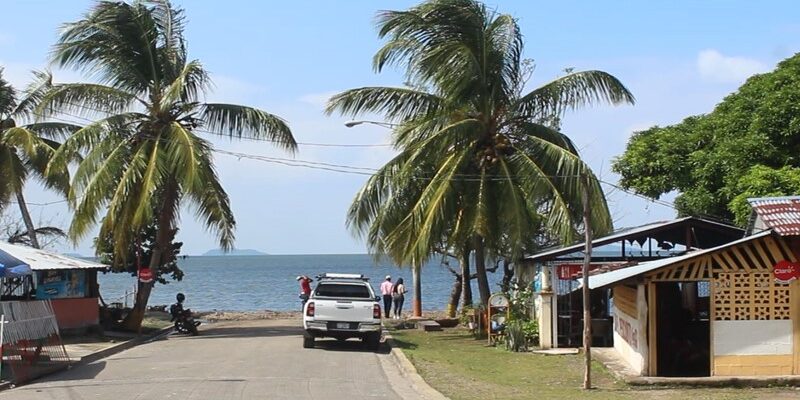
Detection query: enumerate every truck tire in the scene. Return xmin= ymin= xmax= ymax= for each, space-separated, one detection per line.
xmin=303 ymin=335 xmax=315 ymax=349
xmin=364 ymin=333 xmax=380 ymax=351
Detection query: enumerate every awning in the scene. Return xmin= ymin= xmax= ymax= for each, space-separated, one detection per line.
xmin=0 ymin=242 xmax=107 ymax=271
xmin=586 ymin=230 xmax=773 ymax=289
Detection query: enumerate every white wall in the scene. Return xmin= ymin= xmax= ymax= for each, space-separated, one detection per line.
xmin=613 ymin=306 xmax=647 ymax=374
xmin=713 ymin=320 xmax=793 ymax=356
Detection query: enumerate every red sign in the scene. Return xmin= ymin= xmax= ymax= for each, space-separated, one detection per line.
xmin=138 ymin=267 xmax=154 ymax=283
xmin=557 ymin=264 xmax=582 ymax=280
xmin=773 ymin=260 xmax=800 ymax=284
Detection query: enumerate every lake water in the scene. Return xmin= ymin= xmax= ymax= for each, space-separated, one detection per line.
xmin=98 ymin=254 xmax=501 ymax=312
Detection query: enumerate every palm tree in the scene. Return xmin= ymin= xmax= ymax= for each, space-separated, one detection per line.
xmin=41 ymin=0 xmax=296 ymax=329
xmin=0 ymin=69 xmax=76 ymax=249
xmin=327 ymin=0 xmax=633 ymax=312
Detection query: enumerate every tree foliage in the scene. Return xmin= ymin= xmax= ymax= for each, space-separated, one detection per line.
xmin=613 ymin=53 xmax=800 ymax=224
xmin=42 ymin=0 xmax=296 ymax=329
xmin=96 ymin=222 xmax=184 ymax=285
xmin=328 ymin=0 xmax=632 ymax=307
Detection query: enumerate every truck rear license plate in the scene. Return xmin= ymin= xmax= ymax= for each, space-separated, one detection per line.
xmin=336 ymin=322 xmax=349 ymax=329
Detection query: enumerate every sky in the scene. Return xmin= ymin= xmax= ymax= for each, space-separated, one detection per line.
xmin=1 ymin=0 xmax=798 ymax=256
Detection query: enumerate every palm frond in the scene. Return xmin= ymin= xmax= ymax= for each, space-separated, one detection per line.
xmin=161 ymin=59 xmax=209 ymax=105
xmin=325 ymin=87 xmax=444 ymax=122
xmin=516 ymin=70 xmax=635 ymax=118
xmin=201 ymin=103 xmax=296 ymax=152
xmin=52 ymin=0 xmax=162 ymax=93
xmin=36 ymin=83 xmax=140 ymax=119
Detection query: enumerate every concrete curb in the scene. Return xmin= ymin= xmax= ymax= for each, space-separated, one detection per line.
xmin=384 ymin=334 xmax=449 ymax=400
xmin=76 ymin=326 xmax=174 ymax=366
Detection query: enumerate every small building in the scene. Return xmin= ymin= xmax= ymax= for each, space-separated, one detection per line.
xmin=589 ymin=197 xmax=800 ymax=377
xmin=524 ymin=217 xmax=744 ymax=348
xmin=0 ymin=241 xmax=107 ymax=332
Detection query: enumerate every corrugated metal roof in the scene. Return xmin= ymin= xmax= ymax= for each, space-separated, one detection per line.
xmin=586 ymin=230 xmax=773 ymax=289
xmin=524 ymin=216 xmax=743 ymax=263
xmin=0 ymin=242 xmax=107 ymax=270
xmin=748 ymin=196 xmax=800 ymax=236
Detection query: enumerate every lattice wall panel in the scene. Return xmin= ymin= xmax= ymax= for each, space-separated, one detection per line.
xmin=713 ymin=272 xmax=791 ymax=320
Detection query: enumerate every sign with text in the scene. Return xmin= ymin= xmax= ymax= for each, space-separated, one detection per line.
xmin=773 ymin=260 xmax=800 ymax=284
xmin=35 ymin=270 xmax=86 ymax=299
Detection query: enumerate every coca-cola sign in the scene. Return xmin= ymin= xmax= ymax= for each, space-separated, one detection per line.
xmin=773 ymin=260 xmax=800 ymax=284
xmin=138 ymin=267 xmax=154 ymax=283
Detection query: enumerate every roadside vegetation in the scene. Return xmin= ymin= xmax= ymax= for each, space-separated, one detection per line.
xmin=391 ymin=328 xmax=800 ymax=400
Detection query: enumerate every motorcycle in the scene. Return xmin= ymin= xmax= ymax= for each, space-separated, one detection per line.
xmin=170 ymin=295 xmax=201 ymax=335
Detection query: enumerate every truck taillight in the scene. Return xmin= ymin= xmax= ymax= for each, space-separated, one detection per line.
xmin=306 ymin=302 xmax=315 ymax=317
xmin=373 ymin=304 xmax=381 ymax=319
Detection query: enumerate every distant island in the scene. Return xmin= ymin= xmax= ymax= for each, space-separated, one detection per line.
xmin=201 ymin=248 xmax=269 ymax=256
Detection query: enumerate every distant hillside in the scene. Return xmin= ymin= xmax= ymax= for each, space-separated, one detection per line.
xmin=201 ymin=248 xmax=269 ymax=256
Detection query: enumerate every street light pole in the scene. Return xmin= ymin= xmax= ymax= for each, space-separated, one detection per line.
xmin=344 ymin=120 xmax=398 ymax=129
xmin=345 ymin=119 xmax=423 ymax=318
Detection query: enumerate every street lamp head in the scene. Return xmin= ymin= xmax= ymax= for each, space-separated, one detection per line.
xmin=344 ymin=120 xmax=398 ymax=129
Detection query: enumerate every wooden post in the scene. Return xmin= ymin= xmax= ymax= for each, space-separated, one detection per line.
xmin=581 ymin=173 xmax=593 ymax=390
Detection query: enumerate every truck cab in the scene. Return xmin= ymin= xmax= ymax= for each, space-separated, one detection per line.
xmin=302 ymin=273 xmax=382 ymax=350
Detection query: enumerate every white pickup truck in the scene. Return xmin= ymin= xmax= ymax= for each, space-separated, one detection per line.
xmin=302 ymin=273 xmax=382 ymax=350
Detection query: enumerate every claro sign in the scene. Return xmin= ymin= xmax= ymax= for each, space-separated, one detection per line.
xmin=773 ymin=260 xmax=800 ymax=284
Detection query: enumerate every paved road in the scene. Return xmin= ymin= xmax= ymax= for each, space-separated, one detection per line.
xmin=1 ymin=319 xmax=427 ymax=400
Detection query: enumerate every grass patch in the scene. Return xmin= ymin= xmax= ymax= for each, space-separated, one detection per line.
xmin=390 ymin=328 xmax=800 ymax=400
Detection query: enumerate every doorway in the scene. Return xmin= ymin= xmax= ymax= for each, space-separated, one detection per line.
xmin=654 ymin=281 xmax=710 ymax=377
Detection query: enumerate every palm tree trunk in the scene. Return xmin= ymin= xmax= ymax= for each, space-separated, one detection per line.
xmin=15 ymin=190 xmax=40 ymax=249
xmin=412 ymin=261 xmax=422 ymax=317
xmin=474 ymin=236 xmax=490 ymax=307
xmin=123 ymin=183 xmax=178 ymax=331
xmin=460 ymin=251 xmax=473 ymax=309
xmin=446 ymin=274 xmax=462 ymax=318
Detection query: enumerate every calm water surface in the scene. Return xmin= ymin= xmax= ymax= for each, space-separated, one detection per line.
xmin=99 ymin=254 xmax=501 ymax=312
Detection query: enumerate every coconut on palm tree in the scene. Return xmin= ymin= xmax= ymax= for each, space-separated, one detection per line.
xmin=0 ymin=69 xmax=77 ymax=249
xmin=41 ymin=0 xmax=296 ymax=330
xmin=327 ymin=0 xmax=633 ymax=313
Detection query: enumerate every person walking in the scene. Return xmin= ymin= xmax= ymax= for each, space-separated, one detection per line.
xmin=380 ymin=275 xmax=393 ymax=318
xmin=392 ymin=278 xmax=407 ymax=319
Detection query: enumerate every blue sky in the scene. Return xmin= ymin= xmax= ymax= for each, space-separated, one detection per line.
xmin=1 ymin=1 xmax=798 ymax=255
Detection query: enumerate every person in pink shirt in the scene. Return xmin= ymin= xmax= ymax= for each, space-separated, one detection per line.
xmin=379 ymin=275 xmax=393 ymax=318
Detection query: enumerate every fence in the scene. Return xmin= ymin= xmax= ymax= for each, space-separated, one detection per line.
xmin=0 ymin=300 xmax=70 ymax=384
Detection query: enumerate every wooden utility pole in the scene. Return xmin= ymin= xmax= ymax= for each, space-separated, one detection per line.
xmin=581 ymin=173 xmax=593 ymax=390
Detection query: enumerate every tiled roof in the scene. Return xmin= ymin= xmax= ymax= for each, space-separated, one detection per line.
xmin=748 ymin=196 xmax=800 ymax=236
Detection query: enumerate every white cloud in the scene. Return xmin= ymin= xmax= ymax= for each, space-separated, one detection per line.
xmin=298 ymin=91 xmax=337 ymax=110
xmin=697 ymin=49 xmax=768 ymax=83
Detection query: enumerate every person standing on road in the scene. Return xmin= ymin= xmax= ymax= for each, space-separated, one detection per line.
xmin=380 ymin=275 xmax=393 ymax=318
xmin=297 ymin=275 xmax=312 ymax=306
xmin=392 ymin=278 xmax=407 ymax=319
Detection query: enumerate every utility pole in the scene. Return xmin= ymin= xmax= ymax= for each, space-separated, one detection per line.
xmin=581 ymin=173 xmax=593 ymax=390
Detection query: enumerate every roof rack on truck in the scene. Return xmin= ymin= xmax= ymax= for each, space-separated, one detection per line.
xmin=316 ymin=273 xmax=369 ymax=281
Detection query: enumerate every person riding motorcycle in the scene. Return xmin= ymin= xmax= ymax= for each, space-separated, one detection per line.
xmin=170 ymin=293 xmax=200 ymax=335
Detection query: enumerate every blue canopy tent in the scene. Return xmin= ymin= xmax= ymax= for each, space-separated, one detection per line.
xmin=0 ymin=249 xmax=32 ymax=278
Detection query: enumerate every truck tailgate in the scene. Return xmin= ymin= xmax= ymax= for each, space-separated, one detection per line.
xmin=314 ymin=299 xmax=375 ymax=322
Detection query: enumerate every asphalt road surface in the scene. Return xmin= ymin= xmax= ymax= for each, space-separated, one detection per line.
xmin=1 ymin=319 xmax=427 ymax=400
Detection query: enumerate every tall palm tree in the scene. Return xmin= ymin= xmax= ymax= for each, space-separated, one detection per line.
xmin=41 ymin=0 xmax=296 ymax=329
xmin=0 ymin=69 xmax=76 ymax=249
xmin=327 ymin=0 xmax=633 ymax=312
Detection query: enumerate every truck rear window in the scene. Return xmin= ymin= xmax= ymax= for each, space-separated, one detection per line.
xmin=315 ymin=283 xmax=371 ymax=298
